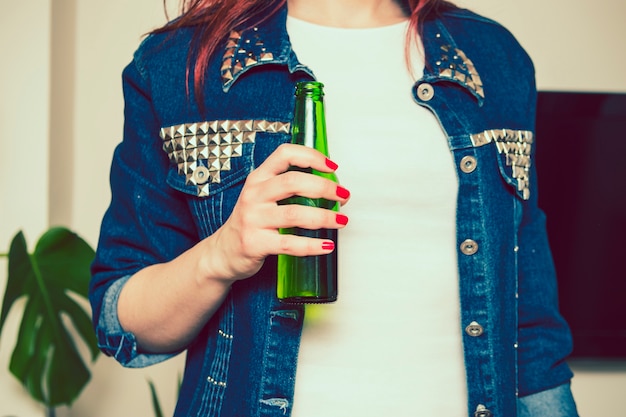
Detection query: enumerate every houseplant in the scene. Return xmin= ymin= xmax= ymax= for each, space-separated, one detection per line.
xmin=0 ymin=227 xmax=99 ymax=417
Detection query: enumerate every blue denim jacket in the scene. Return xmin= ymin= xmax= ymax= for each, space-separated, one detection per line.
xmin=90 ymin=6 xmax=574 ymax=417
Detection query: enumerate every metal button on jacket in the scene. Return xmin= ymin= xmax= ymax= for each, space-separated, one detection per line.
xmin=193 ymin=166 xmax=210 ymax=185
xmin=474 ymin=404 xmax=493 ymax=417
xmin=460 ymin=239 xmax=478 ymax=255
xmin=466 ymin=321 xmax=484 ymax=337
xmin=460 ymin=155 xmax=477 ymax=173
xmin=416 ymin=83 xmax=435 ymax=101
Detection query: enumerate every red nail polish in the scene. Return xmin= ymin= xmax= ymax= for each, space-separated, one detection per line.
xmin=336 ymin=213 xmax=349 ymax=225
xmin=336 ymin=185 xmax=350 ymax=199
xmin=322 ymin=241 xmax=335 ymax=251
xmin=325 ymin=158 xmax=339 ymax=170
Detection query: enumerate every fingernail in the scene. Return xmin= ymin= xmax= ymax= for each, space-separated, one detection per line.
xmin=322 ymin=241 xmax=335 ymax=251
xmin=336 ymin=185 xmax=350 ymax=199
xmin=336 ymin=213 xmax=349 ymax=225
xmin=325 ymin=158 xmax=338 ymax=170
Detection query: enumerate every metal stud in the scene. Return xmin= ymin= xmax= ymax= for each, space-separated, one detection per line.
xmin=160 ymin=120 xmax=291 ymax=197
xmin=207 ymin=375 xmax=227 ymax=388
xmin=435 ymin=44 xmax=484 ymax=98
xmin=221 ymin=28 xmax=274 ymax=85
xmin=469 ymin=129 xmax=533 ymax=199
xmin=218 ymin=329 xmax=234 ymax=340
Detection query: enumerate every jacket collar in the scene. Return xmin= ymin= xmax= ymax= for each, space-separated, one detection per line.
xmin=220 ymin=7 xmax=311 ymax=92
xmin=219 ymin=5 xmax=484 ymax=104
xmin=420 ymin=17 xmax=485 ymax=104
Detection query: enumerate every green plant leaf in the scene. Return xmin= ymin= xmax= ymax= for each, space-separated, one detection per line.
xmin=0 ymin=227 xmax=98 ymax=407
xmin=0 ymin=232 xmax=33 ymax=335
xmin=35 ymin=227 xmax=95 ymax=298
xmin=148 ymin=379 xmax=164 ymax=417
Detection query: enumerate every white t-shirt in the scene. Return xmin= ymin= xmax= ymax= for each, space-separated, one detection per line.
xmin=287 ymin=16 xmax=468 ymax=417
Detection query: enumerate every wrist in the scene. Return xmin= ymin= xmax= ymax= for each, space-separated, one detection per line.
xmin=195 ymin=229 xmax=260 ymax=286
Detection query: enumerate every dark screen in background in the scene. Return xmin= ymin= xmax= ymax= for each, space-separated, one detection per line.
xmin=535 ymin=91 xmax=626 ymax=359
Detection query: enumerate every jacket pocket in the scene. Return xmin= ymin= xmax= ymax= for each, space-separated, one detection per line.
xmin=160 ymin=119 xmax=291 ymax=236
xmin=470 ymin=128 xmax=533 ymax=201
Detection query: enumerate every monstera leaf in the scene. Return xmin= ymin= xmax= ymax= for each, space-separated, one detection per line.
xmin=0 ymin=227 xmax=99 ymax=407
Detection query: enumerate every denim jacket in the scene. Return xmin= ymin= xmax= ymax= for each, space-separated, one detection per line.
xmin=90 ymin=5 xmax=574 ymax=417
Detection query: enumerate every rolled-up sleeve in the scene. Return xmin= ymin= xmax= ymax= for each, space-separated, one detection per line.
xmin=95 ymin=275 xmax=177 ymax=367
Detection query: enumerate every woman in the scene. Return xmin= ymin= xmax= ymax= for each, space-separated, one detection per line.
xmin=89 ymin=0 xmax=578 ymax=415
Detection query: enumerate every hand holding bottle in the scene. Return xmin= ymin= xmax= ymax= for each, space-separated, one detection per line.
xmin=209 ymin=143 xmax=350 ymax=283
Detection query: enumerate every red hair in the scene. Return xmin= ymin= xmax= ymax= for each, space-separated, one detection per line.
xmin=157 ymin=0 xmax=452 ymax=98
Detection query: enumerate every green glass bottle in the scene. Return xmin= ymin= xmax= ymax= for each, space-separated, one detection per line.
xmin=277 ymin=81 xmax=338 ymax=304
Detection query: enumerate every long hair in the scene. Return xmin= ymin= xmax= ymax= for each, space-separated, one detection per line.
xmin=157 ymin=0 xmax=452 ymax=99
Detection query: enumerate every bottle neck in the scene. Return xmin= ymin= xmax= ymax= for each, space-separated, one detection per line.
xmin=292 ymin=83 xmax=328 ymax=155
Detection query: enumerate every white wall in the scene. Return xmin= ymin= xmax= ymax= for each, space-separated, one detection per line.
xmin=1 ymin=0 xmax=625 ymax=416
xmin=1 ymin=2 xmax=51 ymax=417
xmin=457 ymin=0 xmax=626 ymax=93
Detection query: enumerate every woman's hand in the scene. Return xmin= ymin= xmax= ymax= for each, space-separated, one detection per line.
xmin=208 ymin=143 xmax=350 ymax=282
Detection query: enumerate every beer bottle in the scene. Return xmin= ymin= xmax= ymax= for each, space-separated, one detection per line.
xmin=277 ymin=81 xmax=338 ymax=303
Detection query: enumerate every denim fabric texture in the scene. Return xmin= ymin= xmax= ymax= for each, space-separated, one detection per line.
xmin=89 ymin=5 xmax=575 ymax=417
xmin=518 ymin=383 xmax=579 ymax=417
